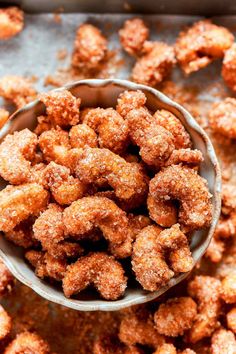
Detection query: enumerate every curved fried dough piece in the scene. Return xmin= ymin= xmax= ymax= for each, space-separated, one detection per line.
xmin=74 ymin=147 xmax=148 ymax=206
xmin=0 ymin=305 xmax=11 ymax=340
xmin=147 ymin=194 xmax=178 ymax=228
xmin=222 ymin=43 xmax=236 ymax=92
xmin=149 ymin=165 xmax=212 ymax=231
xmin=63 ymin=196 xmax=133 ymax=258
xmin=0 ymin=259 xmax=14 ymax=296
xmin=82 ymin=108 xmax=129 ymax=154
xmin=62 ymin=252 xmax=127 ymax=300
xmin=69 ymin=123 xmax=98 ymax=148
xmin=209 ymin=98 xmax=236 ymax=139
xmin=165 ymin=148 xmax=203 ymax=167
xmin=116 ymin=90 xmax=147 ymax=118
xmin=0 ymin=129 xmax=37 ymax=184
xmin=4 ymin=331 xmax=50 ymax=354
xmin=5 ymin=218 xmax=37 ymax=248
xmin=0 ymin=183 xmax=49 ymax=233
xmin=39 ymin=89 xmax=80 ymax=127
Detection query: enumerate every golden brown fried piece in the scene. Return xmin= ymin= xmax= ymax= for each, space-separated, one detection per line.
xmin=0 ymin=75 xmax=37 ymax=108
xmin=0 ymin=108 xmax=9 ymax=129
xmin=93 ymin=335 xmax=143 ymax=354
xmin=175 ymin=20 xmax=234 ymax=74
xmin=63 ymin=196 xmax=133 ymax=258
xmin=0 ymin=305 xmax=11 ymax=340
xmin=132 ymin=41 xmax=176 ymax=86
xmin=74 ymin=147 xmax=148 ymax=206
xmin=5 ymin=218 xmax=37 ymax=248
xmin=149 ymin=165 xmax=212 ymax=231
xmin=227 ymin=308 xmax=236 ymax=333
xmin=128 ymin=213 xmax=152 ymax=240
xmin=126 ymin=107 xmax=175 ymax=168
xmin=34 ymin=115 xmax=52 ymax=136
xmin=209 ymin=98 xmax=236 ymax=139
xmin=69 ymin=123 xmax=98 ymax=148
xmin=0 ymin=129 xmax=37 ymax=184
xmin=119 ymin=18 xmax=149 ymax=57
xmin=210 ymin=328 xmax=236 ymax=354
xmin=187 ymin=276 xmax=222 ymax=343
xmin=82 ymin=108 xmax=129 ymax=154
xmin=0 ymin=260 xmax=14 ymax=297
xmin=147 ymin=194 xmax=177 ymax=228
xmin=43 ymin=162 xmax=85 ymax=205
xmin=221 ymin=273 xmax=236 ymax=304
xmin=4 ymin=331 xmax=50 ymax=354
xmin=153 ymin=344 xmax=177 ymax=354
xmin=154 ymin=297 xmax=197 ymax=337
xmin=39 ymin=90 xmax=80 ymax=127
xmin=132 ymin=225 xmax=174 ymax=291
xmin=62 ymin=252 xmax=127 ymax=300
xmin=116 ymin=90 xmax=147 ymax=118
xmin=25 ymin=250 xmax=67 ymax=281
xmin=0 ymin=183 xmax=49 ymax=233
xmin=72 ymin=24 xmax=107 ymax=70
xmin=165 ymin=148 xmax=203 ymax=167
xmin=222 ymin=43 xmax=236 ymax=92
xmin=0 ymin=7 xmax=23 ymax=40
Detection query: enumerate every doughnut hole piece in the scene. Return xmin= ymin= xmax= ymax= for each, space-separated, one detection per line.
xmin=227 ymin=308 xmax=236 ymax=333
xmin=0 ymin=305 xmax=11 ymax=340
xmin=116 ymin=90 xmax=147 ymax=118
xmin=222 ymin=43 xmax=236 ymax=92
xmin=62 ymin=252 xmax=127 ymax=300
xmin=0 ymin=183 xmax=49 ymax=233
xmin=0 ymin=7 xmax=24 ymax=40
xmin=211 ymin=328 xmax=236 ymax=354
xmin=208 ymin=98 xmax=236 ymax=140
xmin=4 ymin=331 xmax=50 ymax=354
xmin=0 ymin=75 xmax=37 ymax=109
xmin=0 ymin=260 xmax=14 ymax=296
xmin=72 ymin=24 xmax=107 ymax=70
xmin=221 ymin=273 xmax=236 ymax=304
xmin=69 ymin=123 xmax=98 ymax=148
xmin=119 ymin=18 xmax=149 ymax=57
xmin=0 ymin=108 xmax=9 ymax=129
xmin=38 ymin=89 xmax=80 ymax=127
xmin=131 ymin=41 xmax=176 ymax=87
xmin=0 ymin=128 xmax=37 ymax=185
xmin=175 ymin=20 xmax=234 ymax=75
xmin=154 ymin=297 xmax=197 ymax=337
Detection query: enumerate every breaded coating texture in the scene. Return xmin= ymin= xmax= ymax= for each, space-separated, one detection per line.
xmin=153 ymin=344 xmax=177 ymax=354
xmin=0 ymin=260 xmax=14 ymax=296
xmin=211 ymin=329 xmax=236 ymax=354
xmin=221 ymin=273 xmax=236 ymax=304
xmin=0 ymin=7 xmax=24 ymax=40
xmin=227 ymin=308 xmax=236 ymax=333
xmin=39 ymin=90 xmax=80 ymax=127
xmin=149 ymin=165 xmax=212 ymax=231
xmin=209 ymin=98 xmax=236 ymax=139
xmin=4 ymin=331 xmax=50 ymax=354
xmin=154 ymin=297 xmax=197 ymax=337
xmin=175 ymin=20 xmax=234 ymax=74
xmin=132 ymin=41 xmax=176 ymax=86
xmin=0 ymin=305 xmax=11 ymax=340
xmin=0 ymin=108 xmax=9 ymax=129
xmin=119 ymin=18 xmax=149 ymax=56
xmin=62 ymin=252 xmax=127 ymax=300
xmin=222 ymin=43 xmax=236 ymax=92
xmin=116 ymin=90 xmax=147 ymax=118
xmin=72 ymin=24 xmax=107 ymax=70
xmin=0 ymin=128 xmax=37 ymax=184
xmin=69 ymin=123 xmax=98 ymax=148
xmin=165 ymin=148 xmax=203 ymax=167
xmin=0 ymin=183 xmax=49 ymax=232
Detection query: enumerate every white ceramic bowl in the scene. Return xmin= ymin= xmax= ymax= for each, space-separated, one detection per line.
xmin=0 ymin=79 xmax=221 ymax=311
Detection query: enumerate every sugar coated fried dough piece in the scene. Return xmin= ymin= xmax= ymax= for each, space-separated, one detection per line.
xmin=69 ymin=123 xmax=98 ymax=148
xmin=227 ymin=308 xmax=236 ymax=333
xmin=0 ymin=183 xmax=49 ymax=233
xmin=209 ymin=98 xmax=236 ymax=139
xmin=149 ymin=165 xmax=212 ymax=231
xmin=221 ymin=273 xmax=236 ymax=304
xmin=72 ymin=24 xmax=107 ymax=70
xmin=39 ymin=90 xmax=80 ymax=127
xmin=62 ymin=252 xmax=127 ymax=300
xmin=82 ymin=108 xmax=129 ymax=154
xmin=0 ymin=75 xmax=37 ymax=108
xmin=175 ymin=20 xmax=234 ymax=74
xmin=0 ymin=128 xmax=37 ymax=184
xmin=128 ymin=213 xmax=152 ymax=240
xmin=187 ymin=276 xmax=222 ymax=343
xmin=34 ymin=115 xmax=52 ymax=136
xmin=132 ymin=225 xmax=174 ymax=291
xmin=119 ymin=18 xmax=149 ymax=56
xmin=74 ymin=147 xmax=148 ymax=205
xmin=0 ymin=305 xmax=11 ymax=340
xmin=25 ymin=250 xmax=67 ymax=281
xmin=165 ymin=148 xmax=203 ymax=167
xmin=147 ymin=194 xmax=178 ymax=228
xmin=4 ymin=331 xmax=50 ymax=354
xmin=222 ymin=43 xmax=236 ymax=91
xmin=153 ymin=344 xmax=177 ymax=354
xmin=0 ymin=108 xmax=9 ymax=129
xmin=132 ymin=41 xmax=176 ymax=86
xmin=39 ymin=127 xmax=71 ymax=167
xmin=5 ymin=218 xmax=37 ymax=248
xmin=0 ymin=7 xmax=23 ymax=40
xmin=0 ymin=260 xmax=14 ymax=296
xmin=63 ymin=196 xmax=133 ymax=258
xmin=43 ymin=162 xmax=85 ymax=205
xmin=211 ymin=328 xmax=236 ymax=354
xmin=116 ymin=90 xmax=147 ymax=118
xmin=126 ymin=108 xmax=175 ymax=167
xmin=93 ymin=335 xmax=143 ymax=354
xmin=154 ymin=297 xmax=197 ymax=337
xmin=153 ymin=109 xmax=192 ymax=149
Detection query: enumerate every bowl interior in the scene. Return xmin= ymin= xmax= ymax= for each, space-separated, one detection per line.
xmin=0 ymin=79 xmax=221 ymax=311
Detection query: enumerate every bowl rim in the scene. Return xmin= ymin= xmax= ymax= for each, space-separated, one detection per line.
xmin=0 ymin=78 xmax=222 ymax=311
